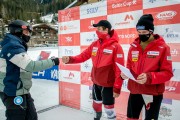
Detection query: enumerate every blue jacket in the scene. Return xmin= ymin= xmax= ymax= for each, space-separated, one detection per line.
xmin=0 ymin=33 xmax=54 ymax=96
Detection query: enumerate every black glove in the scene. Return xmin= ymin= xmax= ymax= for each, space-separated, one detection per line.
xmin=51 ymin=58 xmax=59 ymax=65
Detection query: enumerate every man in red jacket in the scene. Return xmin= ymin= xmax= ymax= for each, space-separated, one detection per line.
xmin=121 ymin=14 xmax=173 ymax=120
xmin=62 ymin=20 xmax=124 ymax=120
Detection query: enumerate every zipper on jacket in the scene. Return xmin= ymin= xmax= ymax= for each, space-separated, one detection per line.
xmin=137 ymin=46 xmax=143 ymax=74
xmin=140 ymin=53 xmax=146 ymax=73
xmin=94 ymin=44 xmax=102 ymax=78
xmin=138 ymin=44 xmax=147 ymax=74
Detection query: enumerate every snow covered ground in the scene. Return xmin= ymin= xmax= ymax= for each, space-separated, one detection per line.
xmin=0 ymin=79 xmax=107 ymax=120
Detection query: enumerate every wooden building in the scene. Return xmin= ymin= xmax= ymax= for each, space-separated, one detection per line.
xmin=29 ymin=23 xmax=58 ymax=47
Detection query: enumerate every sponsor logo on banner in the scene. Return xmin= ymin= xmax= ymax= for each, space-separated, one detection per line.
xmin=60 ymin=82 xmax=80 ymax=109
xmin=64 ymin=49 xmax=73 ymax=55
xmin=159 ymin=106 xmax=172 ymax=118
xmin=65 ymin=37 xmax=72 ymax=42
xmin=162 ymin=28 xmax=179 ymax=40
xmin=88 ymin=20 xmax=95 ymax=30
xmin=84 ymin=63 xmax=90 ymax=69
xmin=118 ymin=33 xmax=136 ymax=39
xmin=155 ymin=24 xmax=180 ymax=43
xmin=116 ymin=28 xmax=138 ymax=44
xmin=124 ymin=14 xmax=134 ymax=21
xmin=165 ymin=81 xmax=179 ymax=92
xmin=143 ymin=4 xmax=180 ymax=25
xmin=108 ymin=10 xmax=142 ymax=29
xmin=112 ymin=0 xmax=137 ymax=8
xmin=85 ymin=33 xmax=97 ymax=42
xmin=80 ymin=1 xmax=107 ymax=19
xmin=164 ymin=63 xmax=180 ymax=100
xmin=144 ymin=0 xmax=179 ymax=9
xmin=149 ymin=0 xmax=171 ymax=3
xmin=59 ymin=46 xmax=80 ymax=58
xmin=60 ymin=25 xmax=77 ymax=31
xmin=58 ymin=7 xmax=80 ymax=22
xmin=87 ymin=7 xmax=98 ymax=14
xmin=60 ymin=70 xmax=80 ymax=84
xmin=156 ymin=11 xmax=176 ymax=20
xmin=81 ymin=59 xmax=92 ymax=72
xmin=168 ymin=43 xmax=180 ymax=62
xmin=59 ymin=20 xmax=80 ymax=34
xmin=80 ymin=16 xmax=107 ymax=32
xmin=59 ymin=33 xmax=80 ymax=46
xmin=63 ymin=72 xmax=75 ymax=79
xmin=171 ymin=49 xmax=178 ymax=56
xmin=159 ymin=99 xmax=173 ymax=119
xmin=33 ymin=66 xmax=59 ymax=81
xmin=115 ymin=14 xmax=134 ymax=26
xmin=107 ymin=0 xmax=142 ymax=14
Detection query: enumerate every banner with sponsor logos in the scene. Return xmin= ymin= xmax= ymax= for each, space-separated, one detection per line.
xmin=58 ymin=0 xmax=180 ymax=119
xmin=28 ymin=48 xmax=59 ymax=81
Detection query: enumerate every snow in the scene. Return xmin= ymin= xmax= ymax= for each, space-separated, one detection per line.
xmin=0 ymin=79 xmax=58 ymax=120
xmin=0 ymin=79 xmax=107 ymax=120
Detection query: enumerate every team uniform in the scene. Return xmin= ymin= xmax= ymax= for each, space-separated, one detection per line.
xmin=68 ymin=30 xmax=124 ymax=120
xmin=126 ymin=34 xmax=173 ymax=120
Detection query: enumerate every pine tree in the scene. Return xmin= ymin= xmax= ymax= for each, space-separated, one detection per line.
xmin=0 ymin=0 xmax=74 ymax=23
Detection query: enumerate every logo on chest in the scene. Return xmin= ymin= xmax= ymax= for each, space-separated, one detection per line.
xmin=92 ymin=47 xmax=98 ymax=56
xmin=147 ymin=51 xmax=160 ymax=58
xmin=131 ymin=51 xmax=139 ymax=62
xmin=103 ymin=49 xmax=113 ymax=55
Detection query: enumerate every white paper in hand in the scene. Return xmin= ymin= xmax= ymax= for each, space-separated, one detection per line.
xmin=116 ymin=62 xmax=136 ymax=81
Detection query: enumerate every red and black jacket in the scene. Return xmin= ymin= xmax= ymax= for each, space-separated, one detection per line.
xmin=68 ymin=30 xmax=124 ymax=94
xmin=127 ymin=34 xmax=173 ymax=95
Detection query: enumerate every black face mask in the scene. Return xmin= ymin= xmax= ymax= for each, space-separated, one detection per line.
xmin=139 ymin=34 xmax=151 ymax=42
xmin=22 ymin=34 xmax=31 ymax=43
